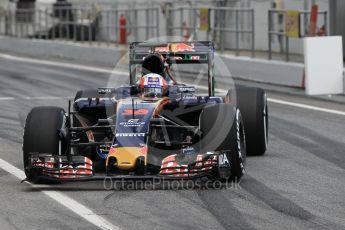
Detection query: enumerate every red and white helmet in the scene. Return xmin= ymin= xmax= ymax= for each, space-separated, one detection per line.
xmin=138 ymin=73 xmax=167 ymax=97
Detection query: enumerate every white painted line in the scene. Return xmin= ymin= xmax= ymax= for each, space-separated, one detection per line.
xmin=190 ymin=86 xmax=345 ymax=116
xmin=221 ymin=53 xmax=305 ymax=67
xmin=2 ymin=53 xmax=345 ymax=117
xmin=0 ymin=158 xmax=120 ymax=230
xmin=0 ymin=158 xmax=26 ymax=179
xmin=23 ymin=96 xmax=71 ymax=100
xmin=0 ymin=96 xmax=71 ymax=101
xmin=267 ymin=98 xmax=345 ymax=116
xmin=192 ymin=87 xmax=345 ymax=116
xmin=0 ymin=53 xmax=123 ymax=75
xmin=0 ymin=97 xmax=15 ymax=101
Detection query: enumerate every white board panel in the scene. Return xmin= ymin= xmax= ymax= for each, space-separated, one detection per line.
xmin=304 ymin=36 xmax=343 ymax=95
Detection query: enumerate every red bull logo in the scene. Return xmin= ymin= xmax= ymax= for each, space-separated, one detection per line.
xmin=171 ymin=43 xmax=195 ymax=52
xmin=155 ymin=43 xmax=195 ymax=53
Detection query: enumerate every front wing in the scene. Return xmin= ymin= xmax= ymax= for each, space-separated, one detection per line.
xmin=25 ymin=152 xmax=230 ymax=182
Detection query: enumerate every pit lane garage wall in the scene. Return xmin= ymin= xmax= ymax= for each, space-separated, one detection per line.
xmin=0 ymin=36 xmax=322 ymax=89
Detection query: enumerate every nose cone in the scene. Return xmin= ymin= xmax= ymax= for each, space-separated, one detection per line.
xmin=107 ymin=147 xmax=146 ymax=170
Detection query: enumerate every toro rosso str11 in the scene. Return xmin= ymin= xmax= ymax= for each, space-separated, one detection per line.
xmin=23 ymin=41 xmax=268 ymax=183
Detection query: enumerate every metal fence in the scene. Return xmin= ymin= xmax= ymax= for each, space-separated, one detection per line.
xmin=0 ymin=7 xmax=160 ymax=46
xmin=268 ymin=9 xmax=328 ymax=61
xmin=0 ymin=8 xmax=5 ymax=36
xmin=168 ymin=6 xmax=255 ymax=56
xmin=0 ymin=6 xmax=254 ymax=54
xmin=98 ymin=7 xmax=159 ymax=45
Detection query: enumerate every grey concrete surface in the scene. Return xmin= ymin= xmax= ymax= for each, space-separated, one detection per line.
xmin=0 ymin=37 xmax=304 ymax=87
xmin=0 ymin=37 xmax=124 ymax=67
xmin=223 ymin=55 xmax=304 ymax=87
xmin=0 ymin=54 xmax=344 ymax=230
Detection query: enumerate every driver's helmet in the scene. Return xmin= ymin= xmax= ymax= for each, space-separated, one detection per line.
xmin=138 ymin=73 xmax=167 ymax=97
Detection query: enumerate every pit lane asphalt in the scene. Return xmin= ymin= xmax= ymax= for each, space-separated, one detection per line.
xmin=0 ymin=54 xmax=345 ymax=230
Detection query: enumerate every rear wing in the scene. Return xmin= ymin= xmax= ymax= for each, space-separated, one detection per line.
xmin=129 ymin=41 xmax=215 ymax=96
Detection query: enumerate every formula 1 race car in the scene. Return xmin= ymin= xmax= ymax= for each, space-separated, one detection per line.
xmin=23 ymin=41 xmax=268 ymax=183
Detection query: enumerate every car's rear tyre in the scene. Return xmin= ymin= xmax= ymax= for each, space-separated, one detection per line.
xmin=234 ymin=87 xmax=268 ymax=156
xmin=200 ymin=104 xmax=246 ymax=181
xmin=23 ymin=107 xmax=68 ymax=183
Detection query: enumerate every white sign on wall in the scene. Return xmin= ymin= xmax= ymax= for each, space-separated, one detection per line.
xmin=304 ymin=36 xmax=343 ymax=95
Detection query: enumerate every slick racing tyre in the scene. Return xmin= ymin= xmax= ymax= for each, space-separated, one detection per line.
xmin=234 ymin=87 xmax=268 ymax=156
xmin=200 ymin=104 xmax=246 ymax=181
xmin=23 ymin=107 xmax=68 ymax=183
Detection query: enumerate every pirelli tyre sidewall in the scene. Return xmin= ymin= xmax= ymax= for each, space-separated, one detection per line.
xmin=200 ymin=104 xmax=245 ymax=181
xmin=23 ymin=107 xmax=68 ymax=183
xmin=234 ymin=87 xmax=268 ymax=156
xmin=232 ymin=109 xmax=246 ymax=180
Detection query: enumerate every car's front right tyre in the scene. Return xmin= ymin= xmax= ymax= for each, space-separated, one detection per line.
xmin=23 ymin=106 xmax=68 ymax=183
xmin=199 ymin=104 xmax=246 ymax=182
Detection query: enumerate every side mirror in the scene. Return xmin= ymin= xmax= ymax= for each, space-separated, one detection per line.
xmin=130 ymin=85 xmax=139 ymax=95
